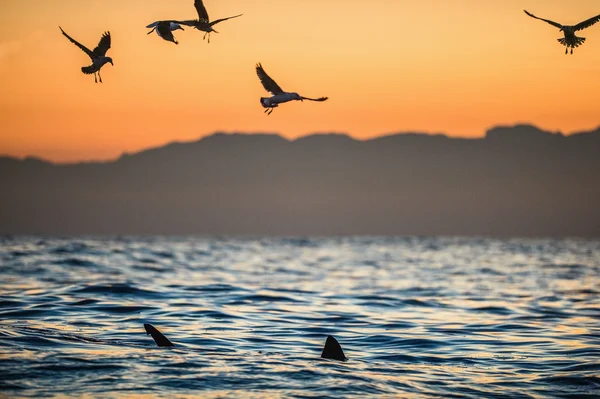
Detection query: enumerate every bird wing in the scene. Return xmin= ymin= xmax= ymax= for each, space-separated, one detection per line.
xmin=156 ymin=22 xmax=176 ymax=42
xmin=177 ymin=19 xmax=200 ymax=27
xmin=256 ymin=63 xmax=284 ymax=95
xmin=194 ymin=0 xmax=210 ymax=22
xmin=92 ymin=31 xmax=111 ymax=57
xmin=59 ymin=26 xmax=94 ymax=59
xmin=300 ymin=96 xmax=328 ymax=102
xmin=147 ymin=20 xmax=177 ymax=32
xmin=574 ymin=13 xmax=600 ymax=31
xmin=209 ymin=14 xmax=243 ymax=27
xmin=523 ymin=10 xmax=563 ymax=29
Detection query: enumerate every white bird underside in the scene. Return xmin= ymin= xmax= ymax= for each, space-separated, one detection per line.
xmin=260 ymin=93 xmax=301 ymax=108
xmin=146 ymin=21 xmax=182 ymax=30
xmin=146 ymin=21 xmax=183 ymax=44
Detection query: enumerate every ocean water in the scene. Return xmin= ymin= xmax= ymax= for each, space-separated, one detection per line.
xmin=0 ymin=236 xmax=599 ymax=399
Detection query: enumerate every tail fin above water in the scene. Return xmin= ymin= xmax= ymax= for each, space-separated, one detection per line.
xmin=321 ymin=335 xmax=347 ymax=361
xmin=144 ymin=323 xmax=174 ymax=347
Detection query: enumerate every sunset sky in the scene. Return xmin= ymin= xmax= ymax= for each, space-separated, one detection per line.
xmin=1 ymin=0 xmax=599 ymax=162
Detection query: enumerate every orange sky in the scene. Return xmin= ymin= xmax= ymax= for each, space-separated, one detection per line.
xmin=1 ymin=0 xmax=599 ymax=162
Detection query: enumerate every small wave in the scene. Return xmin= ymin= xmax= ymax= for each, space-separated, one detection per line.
xmin=381 ymin=321 xmax=418 ymax=330
xmin=69 ymin=299 xmax=99 ymax=306
xmin=131 ymin=264 xmax=169 ymax=273
xmin=489 ymin=323 xmax=538 ymax=331
xmin=559 ymin=289 xmax=600 ymax=296
xmin=535 ymin=375 xmax=600 ymax=388
xmin=33 ymin=363 xmax=126 ymax=373
xmin=0 ymin=299 xmax=25 ymax=308
xmin=9 ymin=250 xmax=31 ymax=257
xmin=238 ymin=294 xmax=305 ymax=304
xmin=528 ymin=306 xmax=573 ymax=319
xmin=279 ymin=237 xmax=319 ymax=247
xmin=0 ymin=382 xmax=26 ymax=390
xmin=356 ymin=294 xmax=399 ymax=301
xmin=268 ymin=287 xmax=317 ymax=295
xmin=542 ymin=263 xmax=587 ymax=270
xmin=478 ymin=267 xmax=505 ymax=276
xmin=136 ymin=257 xmax=158 ymax=264
xmin=49 ymin=242 xmax=92 ymax=255
xmin=401 ymin=298 xmax=448 ymax=308
xmin=188 ymin=309 xmax=242 ymax=319
xmin=557 ymin=362 xmax=600 ymax=373
xmin=89 ymin=304 xmax=155 ymax=314
xmin=182 ymin=284 xmax=247 ymax=293
xmin=543 ymin=263 xmax=587 ymax=280
xmin=70 ymin=283 xmax=160 ymax=297
xmin=0 ymin=308 xmax=53 ymax=318
xmin=54 ymin=258 xmax=98 ymax=268
xmin=152 ymin=250 xmax=175 ymax=259
xmin=370 ymin=353 xmax=419 ymax=363
xmin=472 ymin=306 xmax=514 ymax=316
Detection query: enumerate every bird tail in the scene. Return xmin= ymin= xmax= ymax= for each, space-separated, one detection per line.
xmin=558 ymin=36 xmax=585 ymax=47
xmin=301 ymin=96 xmax=328 ymax=102
xmin=81 ymin=65 xmax=96 ymax=75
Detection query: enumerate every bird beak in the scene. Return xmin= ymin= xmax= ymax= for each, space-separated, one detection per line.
xmin=178 ymin=26 xmax=185 ymax=31
xmin=110 ymin=61 xmax=114 ymax=66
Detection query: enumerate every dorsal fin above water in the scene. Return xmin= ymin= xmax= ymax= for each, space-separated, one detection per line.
xmin=144 ymin=323 xmax=174 ymax=347
xmin=321 ymin=335 xmax=347 ymax=361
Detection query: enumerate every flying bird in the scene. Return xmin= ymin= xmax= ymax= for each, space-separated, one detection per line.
xmin=524 ymin=10 xmax=600 ymax=54
xmin=146 ymin=21 xmax=185 ymax=45
xmin=178 ymin=0 xmax=242 ymax=43
xmin=255 ymin=63 xmax=328 ymax=115
xmin=59 ymin=27 xmax=113 ymax=83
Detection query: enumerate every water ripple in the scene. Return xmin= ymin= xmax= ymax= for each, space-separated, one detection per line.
xmin=0 ymin=236 xmax=598 ymax=398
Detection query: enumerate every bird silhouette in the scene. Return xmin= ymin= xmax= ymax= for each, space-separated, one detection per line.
xmin=146 ymin=21 xmax=185 ymax=45
xmin=59 ymin=27 xmax=113 ymax=83
xmin=256 ymin=63 xmax=328 ymax=115
xmin=178 ymin=0 xmax=242 ymax=43
xmin=524 ymin=10 xmax=600 ymax=54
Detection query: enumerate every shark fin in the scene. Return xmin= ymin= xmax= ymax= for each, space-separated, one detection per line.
xmin=144 ymin=323 xmax=174 ymax=347
xmin=321 ymin=335 xmax=347 ymax=361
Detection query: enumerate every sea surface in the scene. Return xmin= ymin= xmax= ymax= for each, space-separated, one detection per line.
xmin=0 ymin=236 xmax=599 ymax=398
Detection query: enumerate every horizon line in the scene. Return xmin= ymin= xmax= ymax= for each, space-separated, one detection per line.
xmin=2 ymin=122 xmax=599 ymax=165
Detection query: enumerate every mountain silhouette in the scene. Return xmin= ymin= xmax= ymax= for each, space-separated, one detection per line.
xmin=1 ymin=124 xmax=599 ymax=236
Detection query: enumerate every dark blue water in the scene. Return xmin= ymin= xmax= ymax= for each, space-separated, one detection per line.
xmin=1 ymin=236 xmax=599 ymax=398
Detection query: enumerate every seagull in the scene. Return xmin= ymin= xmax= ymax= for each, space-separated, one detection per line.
xmin=146 ymin=21 xmax=185 ymax=45
xmin=178 ymin=0 xmax=242 ymax=43
xmin=255 ymin=63 xmax=328 ymax=115
xmin=59 ymin=27 xmax=113 ymax=83
xmin=524 ymin=10 xmax=600 ymax=54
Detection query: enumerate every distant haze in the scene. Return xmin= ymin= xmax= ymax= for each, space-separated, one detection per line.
xmin=1 ymin=124 xmax=599 ymax=237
